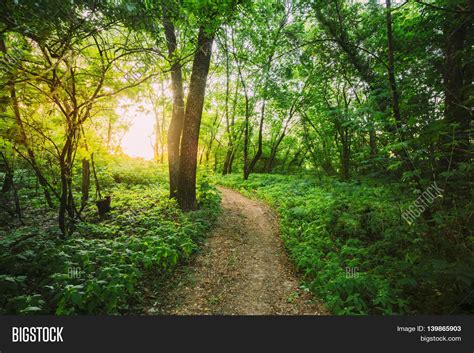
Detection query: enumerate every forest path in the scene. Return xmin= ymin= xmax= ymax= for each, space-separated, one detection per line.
xmin=159 ymin=187 xmax=327 ymax=315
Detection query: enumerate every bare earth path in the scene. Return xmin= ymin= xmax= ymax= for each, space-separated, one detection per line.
xmin=159 ymin=187 xmax=327 ymax=315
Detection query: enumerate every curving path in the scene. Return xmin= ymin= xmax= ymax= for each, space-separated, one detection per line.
xmin=159 ymin=187 xmax=327 ymax=315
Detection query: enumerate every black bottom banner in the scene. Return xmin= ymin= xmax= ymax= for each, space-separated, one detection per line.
xmin=0 ymin=316 xmax=472 ymax=353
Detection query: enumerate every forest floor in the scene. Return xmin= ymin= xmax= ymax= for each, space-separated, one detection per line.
xmin=149 ymin=187 xmax=327 ymax=315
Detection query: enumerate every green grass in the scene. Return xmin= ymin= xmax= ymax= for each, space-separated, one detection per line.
xmin=0 ymin=160 xmax=220 ymax=314
xmin=216 ymin=173 xmax=474 ymax=315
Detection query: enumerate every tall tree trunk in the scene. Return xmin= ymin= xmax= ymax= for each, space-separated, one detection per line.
xmin=369 ymin=126 xmax=377 ymax=158
xmin=243 ymin=62 xmax=270 ymax=180
xmin=242 ymin=93 xmax=250 ymax=179
xmin=222 ymin=30 xmax=233 ymax=176
xmin=58 ymin=134 xmax=76 ymax=237
xmin=58 ymin=161 xmax=68 ymax=237
xmin=222 ymin=148 xmax=233 ymax=175
xmin=177 ymin=28 xmax=215 ymax=211
xmin=229 ymin=149 xmax=236 ymax=174
xmin=213 ymin=151 xmax=219 ymax=172
xmin=384 ymin=0 xmax=420 ymax=178
xmin=244 ymin=104 xmax=264 ymax=180
xmin=441 ymin=0 xmax=472 ymax=175
xmin=1 ymin=166 xmax=13 ymax=193
xmin=81 ymin=158 xmax=90 ymax=207
xmin=0 ymin=152 xmax=22 ymax=220
xmin=385 ymin=0 xmax=404 ymax=133
xmin=162 ymin=9 xmax=185 ymax=199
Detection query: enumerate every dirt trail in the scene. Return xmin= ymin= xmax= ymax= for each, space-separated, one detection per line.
xmin=160 ymin=187 xmax=327 ymax=315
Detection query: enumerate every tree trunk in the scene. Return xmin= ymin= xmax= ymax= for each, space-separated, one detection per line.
xmin=369 ymin=126 xmax=377 ymax=158
xmin=177 ymin=28 xmax=214 ymax=211
xmin=58 ymin=134 xmax=76 ymax=237
xmin=441 ymin=0 xmax=472 ymax=174
xmin=222 ymin=31 xmax=233 ymax=176
xmin=385 ymin=0 xmax=404 ymax=133
xmin=162 ymin=9 xmax=185 ymax=199
xmin=341 ymin=131 xmax=350 ymax=180
xmin=81 ymin=158 xmax=90 ymax=206
xmin=58 ymin=162 xmax=68 ymax=237
xmin=229 ymin=149 xmax=236 ymax=174
xmin=0 ymin=152 xmax=22 ymax=220
xmin=213 ymin=151 xmax=219 ymax=172
xmin=2 ymin=169 xmax=13 ymax=193
xmin=222 ymin=148 xmax=233 ymax=175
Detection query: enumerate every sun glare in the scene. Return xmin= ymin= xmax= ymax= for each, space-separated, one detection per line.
xmin=116 ymin=99 xmax=156 ymax=160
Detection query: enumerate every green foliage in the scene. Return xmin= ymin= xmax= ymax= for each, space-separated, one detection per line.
xmin=218 ymin=173 xmax=474 ymax=315
xmin=0 ymin=161 xmax=220 ymax=314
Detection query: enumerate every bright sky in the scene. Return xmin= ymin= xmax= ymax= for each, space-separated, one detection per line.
xmin=116 ymin=99 xmax=155 ymax=160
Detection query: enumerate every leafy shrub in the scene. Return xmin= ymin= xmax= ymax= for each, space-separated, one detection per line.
xmin=0 ymin=161 xmax=220 ymax=314
xmin=217 ymin=173 xmax=473 ymax=314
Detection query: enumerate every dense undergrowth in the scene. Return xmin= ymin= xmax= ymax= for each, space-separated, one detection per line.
xmin=0 ymin=159 xmax=220 ymax=314
xmin=217 ymin=173 xmax=474 ymax=315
